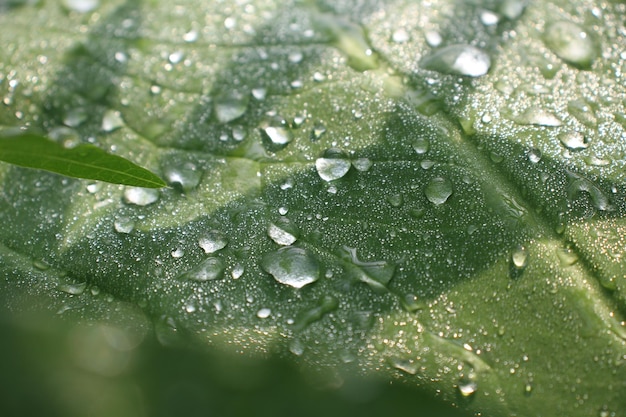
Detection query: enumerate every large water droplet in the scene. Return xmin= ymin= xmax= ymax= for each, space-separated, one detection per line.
xmin=124 ymin=187 xmax=159 ymax=206
xmin=178 ymin=257 xmax=225 ymax=281
xmin=316 ymin=148 xmax=351 ymax=181
xmin=559 ymin=130 xmax=590 ymax=150
xmin=543 ymin=21 xmax=597 ymax=69
xmin=162 ymin=158 xmax=202 ymax=192
xmin=425 ymin=177 xmax=453 ymax=205
xmin=214 ymin=91 xmax=249 ymax=123
xmin=260 ymin=246 xmax=320 ymax=289
xmin=198 ymin=231 xmax=228 ymax=254
xmin=421 ymin=44 xmax=491 ymax=77
xmin=267 ymin=218 xmax=299 ymax=246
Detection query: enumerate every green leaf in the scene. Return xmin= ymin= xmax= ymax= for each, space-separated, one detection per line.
xmin=0 ymin=131 xmax=166 ymax=188
xmin=1 ymin=0 xmax=625 ymax=416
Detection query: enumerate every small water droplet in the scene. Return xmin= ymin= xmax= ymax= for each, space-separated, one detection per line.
xmin=387 ymin=193 xmax=403 ymax=207
xmin=63 ymin=107 xmax=88 ymax=127
xmin=543 ymin=21 xmax=597 ymax=69
xmin=458 ymin=379 xmax=478 ymax=397
xmin=288 ymin=51 xmax=303 ymax=63
xmin=58 ymin=281 xmax=87 ymax=295
xmin=267 ymin=218 xmax=299 ymax=246
xmin=289 ymin=338 xmax=305 ymax=356
xmin=231 ymin=263 xmax=244 ymax=279
xmin=171 ymin=248 xmax=185 ymax=258
xmin=424 ymin=30 xmax=442 ymax=47
xmin=114 ymin=217 xmax=135 ymax=234
xmin=425 ymin=177 xmax=453 ymax=205
xmin=515 ymin=107 xmax=562 ymax=126
xmin=389 ymin=357 xmax=418 ymax=375
xmin=178 ymin=257 xmax=225 ymax=281
xmin=124 ymin=187 xmax=159 ymax=206
xmin=183 ymin=30 xmax=198 ymax=42
xmin=511 ymin=245 xmax=528 ymax=269
xmin=198 ymin=231 xmax=228 ymax=254
xmin=214 ymin=91 xmax=249 ymax=123
xmin=499 ymin=0 xmax=526 ymax=20
xmin=311 ymin=123 xmax=327 ymax=140
xmin=480 ymin=10 xmax=500 ymax=26
xmin=412 ymin=137 xmax=430 ymax=154
xmin=567 ymin=99 xmax=597 ymax=128
xmin=32 ymin=259 xmax=50 ymax=271
xmin=556 ymin=247 xmax=579 ymax=267
xmin=352 ymin=158 xmax=372 ymax=172
xmin=524 ymin=382 xmax=533 ymax=396
xmin=185 ymin=302 xmax=196 ymax=313
xmin=559 ymin=131 xmax=589 ymax=152
xmin=421 ymin=44 xmax=491 ymax=77
xmin=168 ymin=51 xmax=184 ymax=64
xmin=401 ymin=293 xmax=425 ymax=312
xmin=101 ymin=109 xmax=124 ymax=132
xmin=260 ymin=246 xmax=320 ymax=289
xmin=63 ymin=0 xmax=99 ymax=13
xmin=256 ymin=308 xmax=272 ymax=319
xmin=528 ymin=148 xmax=542 ymax=163
xmin=392 ymin=28 xmax=410 ymax=43
xmin=316 ymin=148 xmax=351 ymax=181
xmin=262 ymin=125 xmax=292 ymax=146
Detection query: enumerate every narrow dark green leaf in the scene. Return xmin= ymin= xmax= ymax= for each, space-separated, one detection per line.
xmin=0 ymin=132 xmax=166 ymax=188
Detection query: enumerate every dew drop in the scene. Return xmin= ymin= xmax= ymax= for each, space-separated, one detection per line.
xmin=58 ymin=281 xmax=87 ymax=295
xmin=260 ymin=246 xmax=320 ymax=289
xmin=511 ymin=245 xmax=528 ymax=269
xmin=387 ymin=193 xmax=403 ymax=207
xmin=352 ymin=158 xmax=372 ymax=172
xmin=162 ymin=159 xmax=202 ymax=192
xmin=401 ymin=293 xmax=425 ymax=312
xmin=231 ymin=263 xmax=244 ymax=279
xmin=311 ymin=123 xmax=327 ymax=140
xmin=421 ymin=44 xmax=491 ymax=77
xmin=214 ymin=91 xmax=249 ymax=124
xmin=559 ymin=130 xmax=590 ymax=150
xmin=528 ymin=148 xmax=542 ymax=163
xmin=458 ymin=379 xmax=478 ymax=397
xmin=101 ymin=109 xmax=124 ymax=132
xmin=262 ymin=125 xmax=292 ymax=146
xmin=124 ymin=187 xmax=159 ymax=206
xmin=32 ymin=259 xmax=50 ymax=271
xmin=267 ymin=218 xmax=299 ymax=246
xmin=198 ymin=231 xmax=228 ymax=254
xmin=499 ymin=0 xmax=526 ymax=20
xmin=63 ymin=107 xmax=88 ymax=127
xmin=289 ymin=339 xmax=305 ymax=356
xmin=256 ymin=308 xmax=271 ymax=319
xmin=252 ymin=87 xmax=267 ymax=101
xmin=341 ymin=246 xmax=395 ymax=293
xmin=62 ymin=0 xmax=99 ymax=13
xmin=390 ymin=357 xmax=418 ymax=375
xmin=392 ymin=28 xmax=410 ymax=43
xmin=480 ymin=10 xmax=500 ymax=26
xmin=114 ymin=217 xmax=135 ymax=234
xmin=425 ymin=177 xmax=453 ymax=205
xmin=556 ymin=247 xmax=579 ymax=267
xmin=543 ymin=21 xmax=597 ymax=69
xmin=315 ymin=148 xmax=351 ymax=181
xmin=178 ymin=257 xmax=225 ymax=282
xmin=171 ymin=248 xmax=184 ymax=258
xmin=424 ymin=30 xmax=442 ymax=47
xmin=412 ymin=137 xmax=430 ymax=154
xmin=515 ymin=107 xmax=562 ymax=126
xmin=183 ymin=30 xmax=198 ymax=42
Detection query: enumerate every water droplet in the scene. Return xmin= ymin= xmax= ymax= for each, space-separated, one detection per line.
xmin=198 ymin=231 xmax=228 ymax=254
xmin=58 ymin=281 xmax=87 ymax=295
xmin=267 ymin=218 xmax=299 ymax=246
xmin=424 ymin=30 xmax=442 ymax=47
xmin=524 ymin=382 xmax=533 ymax=396
xmin=528 ymin=148 xmax=542 ymax=163
xmin=101 ymin=109 xmax=124 ymax=132
xmin=124 ymin=187 xmax=159 ymax=206
xmin=341 ymin=246 xmax=395 ymax=293
xmin=543 ymin=21 xmax=597 ymax=69
xmin=289 ymin=338 xmax=305 ymax=356
xmin=556 ymin=247 xmax=579 ymax=267
xmin=352 ymin=158 xmax=372 ymax=172
xmin=480 ymin=10 xmax=500 ymax=26
xmin=567 ymin=99 xmax=597 ymax=128
xmin=214 ymin=91 xmax=249 ymax=124
xmin=32 ymin=259 xmax=50 ymax=270
xmin=260 ymin=246 xmax=320 ymax=289
xmin=114 ymin=217 xmax=135 ymax=234
xmin=389 ymin=357 xmax=418 ymax=375
xmin=425 ymin=177 xmax=453 ymax=205
xmin=288 ymin=51 xmax=303 ymax=63
xmin=294 ymin=295 xmax=339 ymax=330
xmin=162 ymin=159 xmax=202 ymax=192
xmin=168 ymin=51 xmax=184 ymax=64
xmin=171 ymin=248 xmax=184 ymax=258
xmin=185 ymin=302 xmax=196 ymax=313
xmin=401 ymin=293 xmax=425 ymax=312
xmin=567 ymin=175 xmax=611 ymax=211
xmin=515 ymin=107 xmax=562 ymax=126
xmin=63 ymin=107 xmax=88 ymax=127
xmin=251 ymin=87 xmax=267 ymax=101
xmin=62 ymin=0 xmax=99 ymax=13
xmin=262 ymin=125 xmax=292 ymax=146
xmin=183 ymin=30 xmax=198 ymax=42
xmin=458 ymin=379 xmax=478 ymax=397
xmin=311 ymin=123 xmax=327 ymax=140
xmin=499 ymin=0 xmax=526 ymax=20
xmin=511 ymin=245 xmax=528 ymax=269
xmin=421 ymin=160 xmax=435 ymax=169
xmin=316 ymin=148 xmax=351 ymax=181
xmin=559 ymin=130 xmax=590 ymax=150
xmin=387 ymin=193 xmax=403 ymax=207
xmin=584 ymin=155 xmax=610 ymax=167
xmin=178 ymin=257 xmax=225 ymax=281
xmin=256 ymin=308 xmax=271 ymax=319
xmin=391 ymin=28 xmax=410 ymax=43
xmin=412 ymin=137 xmax=430 ymax=154
xmin=421 ymin=44 xmax=491 ymax=77
xmin=231 ymin=263 xmax=244 ymax=279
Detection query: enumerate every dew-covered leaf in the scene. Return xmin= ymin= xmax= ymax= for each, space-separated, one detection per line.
xmin=1 ymin=0 xmax=625 ymax=416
